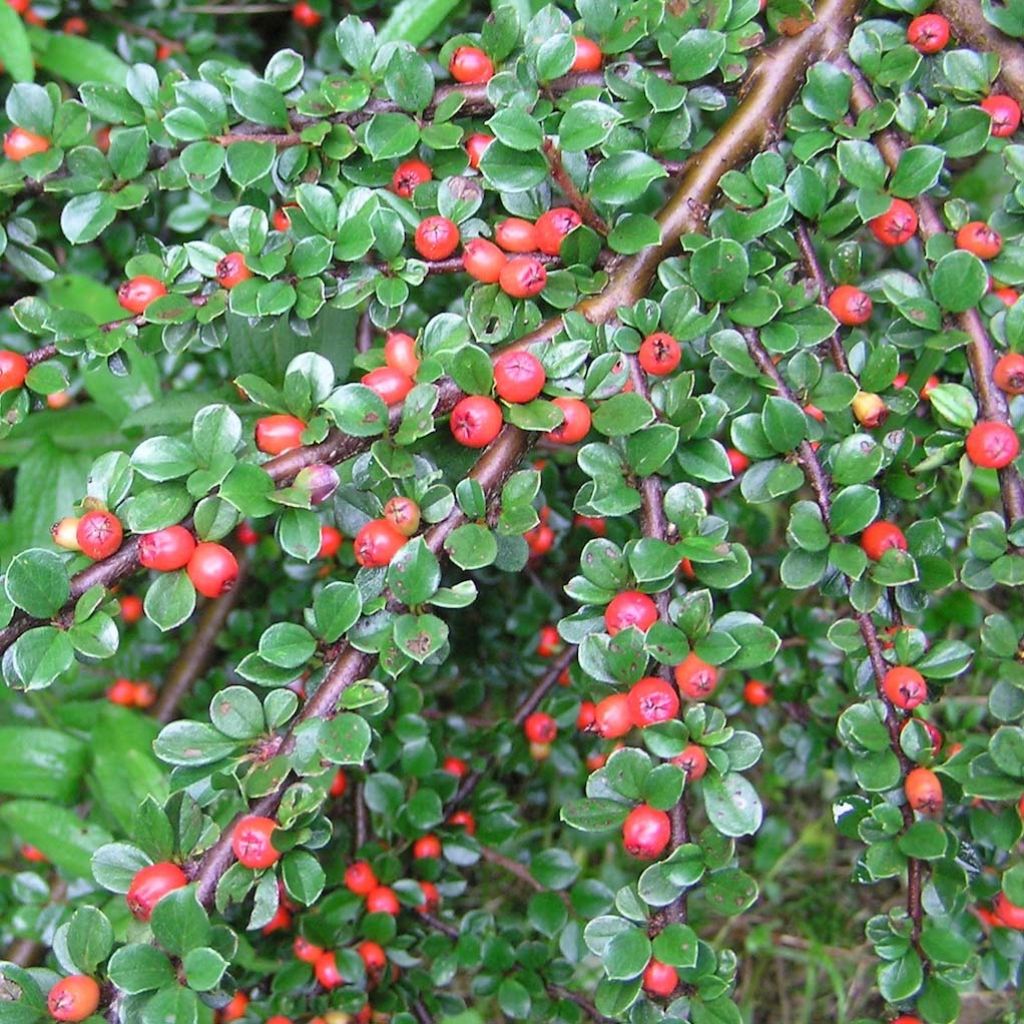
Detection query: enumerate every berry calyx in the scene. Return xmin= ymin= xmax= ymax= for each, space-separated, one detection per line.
xmin=77 ymin=510 xmax=123 ymax=560
xmin=743 ymin=679 xmax=772 ymax=707
xmin=450 ymin=395 xmax=503 ymax=447
xmin=981 ymin=94 xmax=1022 ymax=137
xmin=465 ymin=133 xmax=493 ymax=169
xmin=391 ymin=159 xmax=432 ymax=199
xmin=642 ymin=959 xmax=678 ymax=998
xmin=4 ymin=127 xmax=50 ymax=161
xmin=907 ymin=13 xmax=950 ymax=53
xmin=413 ymin=834 xmax=442 ymax=859
xmin=345 ymin=860 xmax=378 ymax=895
xmin=622 ymin=804 xmax=671 ymax=859
xmin=140 ymin=525 xmax=196 ymax=572
xmin=415 ymin=215 xmax=461 ymax=260
xmin=966 ymin=421 xmax=1020 ymax=469
xmin=524 ymin=712 xmax=557 ymax=743
xmin=995 ymin=353 xmax=1024 ymax=395
xmin=628 ymin=677 xmax=680 ymax=727
xmin=318 ymin=525 xmax=343 ymax=559
xmin=594 ymin=693 xmax=633 ymax=739
xmin=535 ymin=208 xmax=582 ymax=256
xmin=674 ymin=652 xmax=719 ymax=700
xmin=905 ymin=766 xmax=943 ymax=814
xmin=494 ymin=350 xmax=546 ymax=403
xmin=0 ymin=350 xmax=29 ymax=393
xmin=365 ymin=885 xmax=400 ymax=915
xmin=126 ymin=861 xmax=188 ymax=920
xmin=638 ymin=332 xmax=681 ymax=376
xmin=827 ymin=284 xmax=873 ymax=325
xmin=255 ymin=414 xmax=306 ymax=455
xmin=48 ymin=976 xmax=101 ymax=1022
xmin=117 ymin=275 xmax=167 ymax=314
xmin=883 ymin=666 xmax=927 ymax=710
xmin=231 ymin=815 xmax=280 ymax=869
xmin=362 ymin=366 xmax=414 ymax=405
xmin=499 ymin=255 xmax=547 ymax=298
xmin=571 ymin=36 xmax=603 ymax=72
xmin=860 ymin=521 xmax=908 ymax=560
xmin=291 ymin=0 xmax=321 ymax=26
xmin=384 ymin=331 xmax=420 ymax=376
xmin=216 ymin=252 xmax=251 ymax=289
xmin=383 ymin=496 xmax=421 ymax=537
xmin=673 ymin=743 xmax=709 ymax=781
xmin=956 ymin=221 xmax=1002 ymax=260
xmin=605 ymin=591 xmax=658 ymax=635
xmin=869 ymin=198 xmax=918 ymax=246
xmin=187 ymin=543 xmax=239 ymax=598
xmin=354 ymin=518 xmax=407 ymax=567
xmin=545 ymin=397 xmax=591 ymax=444
xmin=495 ymin=217 xmax=539 ymax=253
xmin=462 ymin=238 xmax=508 ymax=283
xmin=449 ymin=46 xmax=494 ymax=84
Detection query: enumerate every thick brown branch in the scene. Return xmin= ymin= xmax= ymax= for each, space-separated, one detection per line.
xmin=935 ymin=0 xmax=1024 ymax=107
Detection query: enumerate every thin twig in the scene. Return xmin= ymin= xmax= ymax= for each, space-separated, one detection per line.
xmin=794 ymin=220 xmax=850 ymax=373
xmin=542 ymin=139 xmax=609 ymax=235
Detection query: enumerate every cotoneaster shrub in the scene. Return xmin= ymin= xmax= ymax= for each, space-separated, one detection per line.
xmin=0 ymin=1 xmax=1022 ymax=1022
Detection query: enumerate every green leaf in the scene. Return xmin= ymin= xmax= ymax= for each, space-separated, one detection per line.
xmin=376 ymin=0 xmax=461 ymax=45
xmin=150 ymin=887 xmax=210 ymax=956
xmin=107 ymin=945 xmax=176 ymax=994
xmin=931 ymin=250 xmax=988 ymax=313
xmin=320 ymin=713 xmax=373 ymax=765
xmin=32 ymin=30 xmax=130 ymax=86
xmin=0 ymin=727 xmax=86 ymax=803
xmin=5 ymin=548 xmax=69 ymax=618
xmin=690 ymin=239 xmax=749 ymax=303
xmin=0 ymin=4 xmax=33 ymax=82
xmin=702 ymin=773 xmax=763 ymax=837
xmin=0 ymin=800 xmax=112 ymax=877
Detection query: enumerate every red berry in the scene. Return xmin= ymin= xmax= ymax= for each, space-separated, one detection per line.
xmin=673 ymin=743 xmax=708 ymax=781
xmin=465 ymin=133 xmax=493 ymax=169
xmin=905 ymin=766 xmax=943 ymax=813
xmin=383 ymin=496 xmax=421 ymax=537
xmin=727 ymin=448 xmax=750 ymax=476
xmin=869 ymin=198 xmax=918 ymax=246
xmin=345 ymin=861 xmax=378 ymax=895
xmin=537 ymin=623 xmax=561 ymax=657
xmin=535 ymin=208 xmax=582 ymax=256
xmin=119 ymin=594 xmax=143 ymax=624
xmin=272 ymin=205 xmax=294 ymax=231
xmin=391 ymin=159 xmax=432 ymax=199
xmin=107 ymin=678 xmax=137 ymax=706
xmin=995 ymin=353 xmax=1024 ymax=395
xmin=216 ymin=252 xmax=251 ymax=289
xmin=642 ymin=959 xmax=678 ymax=998
xmin=187 ymin=542 xmax=239 ymax=598
xmin=852 ymin=390 xmax=888 ymax=428
xmin=236 ymin=521 xmax=260 ymax=546
xmin=628 ymin=677 xmax=680 ymax=727
xmin=743 ymin=679 xmax=772 ymax=707
xmin=292 ymin=0 xmax=321 ymax=26
xmin=140 ymin=525 xmax=196 ymax=572
xmin=966 ymin=421 xmax=1020 ymax=469
xmin=294 ymin=936 xmax=324 ymax=963
xmin=594 ymin=693 xmax=633 ymax=739
xmin=462 ymin=238 xmax=508 ymax=283
xmin=827 ymin=284 xmax=873 ymax=325
xmin=365 ymin=885 xmax=400 ymax=915
xmin=221 ymin=992 xmax=249 ymax=1022
xmin=524 ymin=711 xmax=557 ymax=743
xmin=415 ymin=216 xmax=460 ymax=260
xmin=900 ymin=716 xmax=943 ymax=755
xmin=956 ymin=221 xmax=1002 ymax=260
xmin=134 ymin=682 xmax=157 ymax=709
xmin=860 ymin=521 xmax=907 ymax=560
xmin=804 ymin=403 xmax=825 ymax=423
xmin=571 ymin=37 xmax=603 ymax=73
xmin=362 ymin=366 xmax=414 ymax=405
xmin=994 ymin=285 xmax=1019 ymax=307
xmin=982 ymin=94 xmax=1022 ymax=137
xmin=413 ymin=834 xmax=442 ymax=858
xmin=329 ymin=769 xmax=347 ymax=797
xmin=494 ymin=350 xmax=546 ymax=403
xmin=117 ymin=275 xmax=167 ymax=314
xmin=4 ymin=127 xmax=50 ymax=161
xmin=450 ymin=395 xmax=503 ymax=447
xmin=48 ymin=976 xmax=100 ymax=1022
xmin=919 ymin=375 xmax=940 ymax=400
xmin=907 ymin=13 xmax=950 ymax=53
xmin=576 ymin=701 xmax=596 ymax=731
xmin=358 ymin=940 xmax=387 ymax=975
xmin=449 ymin=46 xmax=494 ymax=84
xmin=77 ymin=510 xmax=123 ymax=560
xmin=261 ymin=904 xmax=291 ymax=935
xmin=354 ymin=519 xmax=407 ymax=567
xmin=318 ymin=525 xmax=343 ymax=559
xmin=417 ymin=880 xmax=440 ymax=912
xmin=443 ymin=756 xmax=469 ymax=777
xmin=605 ymin=591 xmax=658 ymax=636
xmin=449 ymin=810 xmax=476 ymax=835
xmin=573 ymin=514 xmax=606 ymax=535
xmin=544 ymin=397 xmax=591 ymax=444
xmin=884 ymin=666 xmax=927 ymax=710
xmin=231 ymin=815 xmax=280 ymax=869
xmin=622 ymin=804 xmax=671 ymax=859
xmin=500 ymin=256 xmax=548 ymax=298
xmin=525 ymin=522 xmax=555 ymax=556
xmin=314 ymin=951 xmax=344 ymax=989
xmin=6 ymin=0 xmax=29 ymax=12
xmin=384 ymin=331 xmax=420 ymax=377
xmin=994 ymin=892 xmax=1024 ymax=929
xmin=495 ymin=218 xmax=539 ymax=253
xmin=0 ymin=350 xmax=29 ymax=393
xmin=638 ymin=332 xmax=681 ymax=376
xmin=126 ymin=861 xmax=188 ymax=920
xmin=255 ymin=414 xmax=306 ymax=455
xmin=674 ymin=652 xmax=719 ymax=700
